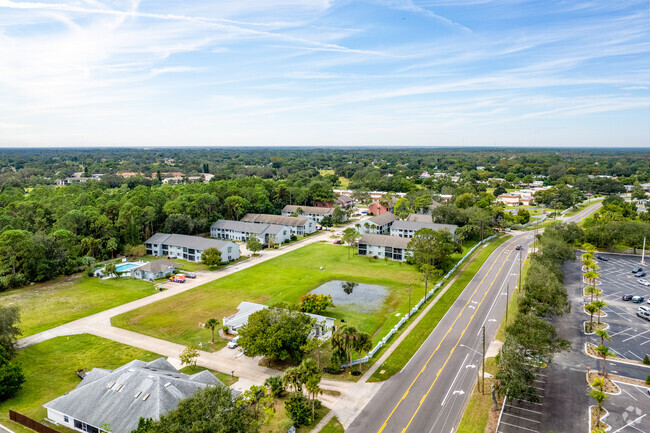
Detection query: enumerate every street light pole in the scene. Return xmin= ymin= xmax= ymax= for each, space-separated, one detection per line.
xmin=482 ymin=325 xmax=486 ymax=395
xmin=642 ymin=237 xmax=646 ymax=265
xmin=518 ymin=247 xmax=522 ymax=292
xmin=506 ymin=283 xmax=509 ymax=325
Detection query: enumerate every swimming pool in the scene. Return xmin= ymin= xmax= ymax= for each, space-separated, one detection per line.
xmin=115 ymin=262 xmax=142 ymax=273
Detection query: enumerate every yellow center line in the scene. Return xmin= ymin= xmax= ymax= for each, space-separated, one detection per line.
xmin=377 ymin=236 xmax=521 ymax=433
xmin=400 ymin=243 xmax=518 ymax=433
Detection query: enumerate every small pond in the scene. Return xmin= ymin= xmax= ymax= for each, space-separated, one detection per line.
xmin=309 ymin=280 xmax=388 ymax=313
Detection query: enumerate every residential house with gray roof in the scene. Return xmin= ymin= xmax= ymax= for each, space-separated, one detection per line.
xmin=240 ymin=213 xmax=317 ymax=236
xmin=144 ymin=233 xmax=239 ymax=263
xmin=282 ymin=205 xmax=347 ymax=223
xmin=130 ymin=259 xmax=179 ymax=281
xmin=356 ymin=212 xmax=399 ymax=235
xmin=210 ymin=220 xmax=291 ymax=246
xmin=357 ymin=234 xmax=412 ymax=262
xmin=390 ymin=221 xmax=458 ymax=239
xmin=43 ymin=358 xmax=235 ymax=433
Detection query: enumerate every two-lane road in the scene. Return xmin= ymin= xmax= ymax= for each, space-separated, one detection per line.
xmin=348 ymin=232 xmax=534 ymax=433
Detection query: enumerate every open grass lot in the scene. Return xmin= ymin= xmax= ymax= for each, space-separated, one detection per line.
xmin=0 ymin=334 xmax=160 ymax=433
xmin=368 ymin=235 xmax=510 ymax=382
xmin=262 ymin=399 xmax=329 ymax=433
xmin=178 ymin=365 xmax=239 ymax=387
xmin=0 ymin=275 xmax=156 ymax=337
xmin=113 ymin=242 xmax=472 ymax=352
xmin=320 ymin=416 xmax=345 ymax=433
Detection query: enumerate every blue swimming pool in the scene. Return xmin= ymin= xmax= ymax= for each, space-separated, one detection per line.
xmin=115 ymin=262 xmax=141 ymax=273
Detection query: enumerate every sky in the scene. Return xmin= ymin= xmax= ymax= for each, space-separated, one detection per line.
xmin=0 ymin=0 xmax=648 ymax=148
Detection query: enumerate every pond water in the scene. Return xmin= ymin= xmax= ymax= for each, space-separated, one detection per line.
xmin=309 ymin=280 xmax=388 ymax=313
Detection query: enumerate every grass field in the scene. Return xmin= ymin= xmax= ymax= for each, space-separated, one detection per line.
xmin=368 ymin=235 xmax=511 ymax=382
xmin=262 ymin=398 xmax=330 ymax=433
xmin=113 ymin=242 xmax=469 ymax=352
xmin=0 ymin=275 xmax=157 ymax=337
xmin=0 ymin=334 xmax=160 ymax=433
xmin=320 ymin=416 xmax=345 ymax=433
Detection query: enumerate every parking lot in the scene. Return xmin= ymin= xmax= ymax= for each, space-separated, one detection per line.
xmin=584 ymin=253 xmax=650 ymax=362
xmin=497 ymin=371 xmax=546 ymax=433
xmin=602 ymin=381 xmax=650 ymax=432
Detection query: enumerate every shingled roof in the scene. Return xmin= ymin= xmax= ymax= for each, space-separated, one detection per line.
xmin=358 ymin=234 xmax=411 ymax=249
xmin=241 ymin=213 xmax=310 ymax=227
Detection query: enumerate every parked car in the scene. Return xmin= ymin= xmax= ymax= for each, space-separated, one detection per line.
xmin=185 ymin=272 xmax=197 ymax=279
xmin=638 ymin=279 xmax=650 ymax=286
xmin=636 ymin=271 xmax=647 ymax=278
xmin=515 ymin=245 xmax=522 ymax=250
xmin=633 ymin=295 xmax=645 ymax=303
xmin=227 ymin=336 xmax=239 ymax=349
xmin=632 ymin=267 xmax=643 ymax=273
xmin=622 ymin=294 xmax=633 ymax=301
xmin=333 ymin=240 xmax=342 ymax=244
xmin=638 ymin=306 xmax=650 ymax=321
xmin=596 ymin=255 xmax=608 ymax=261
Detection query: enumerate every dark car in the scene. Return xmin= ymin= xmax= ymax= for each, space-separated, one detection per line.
xmin=596 ymin=255 xmax=608 ymax=261
xmin=636 ymin=271 xmax=647 ymax=278
xmin=632 ymin=267 xmax=643 ymax=273
xmin=622 ymin=294 xmax=633 ymax=301
xmin=185 ymin=272 xmax=197 ymax=279
xmin=633 ymin=296 xmax=645 ymax=303
xmin=515 ymin=245 xmax=522 ymax=250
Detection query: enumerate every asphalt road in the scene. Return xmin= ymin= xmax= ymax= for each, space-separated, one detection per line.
xmin=347 ymin=231 xmax=534 ymax=433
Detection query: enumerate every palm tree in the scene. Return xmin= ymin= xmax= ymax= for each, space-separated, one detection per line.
xmin=595 ymin=344 xmax=615 ymax=376
xmin=332 ymin=325 xmax=359 ymax=370
xmin=595 ymin=329 xmax=611 ymax=347
xmin=593 ymin=300 xmax=607 ymax=325
xmin=585 ymin=285 xmax=600 ymax=303
xmin=204 ymin=318 xmax=219 ymax=343
xmin=588 ymin=387 xmax=607 ymax=428
xmin=353 ymin=332 xmax=373 ymax=373
xmin=584 ymin=270 xmax=600 ymax=286
xmin=585 ymin=303 xmax=598 ymax=331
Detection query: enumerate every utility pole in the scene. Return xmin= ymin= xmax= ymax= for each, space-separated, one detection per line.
xmin=482 ymin=325 xmax=486 ymax=395
xmin=506 ymin=283 xmax=509 ymax=325
xmin=642 ymin=237 xmax=646 ymax=265
xmin=518 ymin=247 xmax=522 ymax=292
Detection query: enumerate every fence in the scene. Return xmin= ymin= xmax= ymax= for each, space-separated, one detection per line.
xmin=343 ymin=234 xmax=498 ymax=367
xmin=8 ymin=411 xmax=60 ymax=433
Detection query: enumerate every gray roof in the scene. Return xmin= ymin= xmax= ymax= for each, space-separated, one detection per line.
xmin=211 ymin=219 xmax=288 ymax=236
xmin=368 ymin=212 xmax=399 ymax=226
xmin=43 ymin=358 xmax=232 ymax=433
xmin=406 ymin=213 xmax=433 ymax=223
xmin=282 ymin=205 xmax=334 ymax=215
xmin=144 ymin=233 xmax=234 ymax=251
xmin=241 ymin=213 xmax=310 ymax=227
xmin=338 ymin=195 xmax=353 ymax=203
xmin=391 ymin=220 xmax=458 ymax=234
xmin=135 ymin=259 xmax=179 ymax=274
xmin=358 ymin=234 xmax=410 ymax=249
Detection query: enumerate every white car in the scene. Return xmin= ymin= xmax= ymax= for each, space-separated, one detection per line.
xmin=638 ymin=279 xmax=650 ymax=287
xmin=227 ymin=336 xmax=239 ymax=349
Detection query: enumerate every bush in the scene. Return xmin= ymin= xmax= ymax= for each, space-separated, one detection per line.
xmin=264 ymin=376 xmax=285 ymax=398
xmin=284 ymin=394 xmax=311 ymax=426
xmin=0 ymin=357 xmax=25 ymax=401
xmin=644 ymin=355 xmax=650 ymax=365
xmin=324 ymin=364 xmax=342 ymax=375
xmin=351 ymin=370 xmax=362 ymax=376
xmin=646 ymin=376 xmax=650 ymax=385
xmin=290 ymin=235 xmax=297 ymax=241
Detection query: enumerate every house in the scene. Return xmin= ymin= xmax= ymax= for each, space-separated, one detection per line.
xmin=419 ymin=171 xmax=431 ymax=179
xmin=368 ymin=197 xmax=398 ymax=216
xmin=223 ymin=301 xmax=336 ymax=339
xmin=438 ymin=194 xmax=453 ymax=203
xmin=282 ymin=205 xmax=347 ymax=223
xmin=210 ymin=220 xmax=291 ymax=246
xmin=496 ymin=194 xmax=521 ymax=205
xmin=357 ymin=234 xmax=411 ymax=262
xmin=130 ymin=259 xmax=179 ymax=281
xmin=356 ymin=212 xmax=399 ymax=235
xmin=144 ymin=233 xmax=239 ymax=263
xmin=390 ymin=221 xmax=458 ymax=239
xmin=43 ymin=358 xmax=233 ymax=433
xmin=241 ymin=213 xmax=317 ymax=236
xmin=406 ymin=213 xmax=433 ymax=223
xmin=337 ymin=195 xmax=354 ymax=208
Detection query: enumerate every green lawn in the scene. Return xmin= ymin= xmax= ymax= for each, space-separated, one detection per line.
xmin=0 ymin=275 xmax=157 ymax=337
xmin=262 ymin=398 xmax=330 ymax=433
xmin=320 ymin=416 xmax=345 ymax=433
xmin=141 ymin=254 xmax=250 ymax=272
xmin=368 ymin=235 xmax=511 ymax=382
xmin=113 ymin=243 xmax=455 ymax=353
xmin=0 ymin=334 xmax=160 ymax=433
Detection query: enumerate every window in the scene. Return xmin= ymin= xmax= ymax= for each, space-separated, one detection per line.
xmin=64 ymin=416 xmax=69 ymax=423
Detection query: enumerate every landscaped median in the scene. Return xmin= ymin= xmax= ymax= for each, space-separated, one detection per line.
xmin=368 ymin=234 xmax=511 ymax=382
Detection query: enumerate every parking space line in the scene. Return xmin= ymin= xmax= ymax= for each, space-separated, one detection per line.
xmin=635 ymin=386 xmax=650 ymax=399
xmin=502 ymin=413 xmax=540 ymax=423
xmin=512 ymin=399 xmax=543 ymax=406
xmin=640 ymin=339 xmax=650 ymax=346
xmin=623 ymin=329 xmax=650 ymax=342
xmin=498 ymin=421 xmax=539 ymax=432
xmin=611 ymin=414 xmax=647 ymax=433
xmin=622 ymin=387 xmax=638 ymax=401
xmin=627 ymin=350 xmax=642 ymax=360
xmin=505 ymin=405 xmax=542 ymax=415
xmin=610 ymin=327 xmax=634 ymax=337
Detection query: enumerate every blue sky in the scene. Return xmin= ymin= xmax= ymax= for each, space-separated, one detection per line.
xmin=0 ymin=0 xmax=648 ymax=147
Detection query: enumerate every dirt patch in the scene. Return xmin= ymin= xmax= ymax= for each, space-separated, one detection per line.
xmin=584 ymin=321 xmax=608 ymax=334
xmin=587 ymin=372 xmax=621 ymax=394
xmin=485 ymin=397 xmax=504 ymax=433
xmin=590 ymin=406 xmax=609 ymax=431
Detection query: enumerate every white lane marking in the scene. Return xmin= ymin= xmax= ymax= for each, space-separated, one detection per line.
xmin=622 ymin=387 xmax=637 ymax=401
xmin=623 ymin=329 xmax=650 ymax=342
xmin=628 ymin=350 xmax=643 ymax=360
xmin=610 ymin=414 xmax=647 ymax=433
xmin=498 ymin=421 xmax=539 ymax=432
xmin=505 ymin=404 xmax=542 ymax=414
xmin=502 ymin=413 xmax=541 ymax=423
xmin=610 ymin=327 xmax=634 ymax=337
xmin=452 ymin=390 xmax=465 ymax=395
xmin=440 ymin=353 xmax=470 ymax=406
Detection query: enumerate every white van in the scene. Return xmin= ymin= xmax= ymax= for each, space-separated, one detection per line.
xmin=637 ymin=306 xmax=650 ymax=321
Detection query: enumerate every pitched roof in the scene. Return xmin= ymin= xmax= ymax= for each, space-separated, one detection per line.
xmin=282 ymin=205 xmax=334 ymax=215
xmin=144 ymin=233 xmax=235 ymax=251
xmin=406 ymin=213 xmax=433 ymax=223
xmin=338 ymin=195 xmax=353 ymax=203
xmin=43 ymin=358 xmax=232 ymax=433
xmin=368 ymin=212 xmax=399 ymax=226
xmin=211 ymin=219 xmax=288 ymax=236
xmin=135 ymin=259 xmax=179 ymax=274
xmin=241 ymin=213 xmax=310 ymax=227
xmin=358 ymin=234 xmax=410 ymax=249
xmin=391 ymin=220 xmax=458 ymax=234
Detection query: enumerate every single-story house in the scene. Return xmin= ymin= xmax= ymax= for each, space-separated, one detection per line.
xmin=145 ymin=233 xmax=240 ymax=263
xmin=497 ymin=194 xmax=535 ymax=206
xmin=130 ymin=259 xmax=179 ymax=281
xmin=43 ymin=358 xmax=234 ymax=433
xmin=282 ymin=205 xmax=347 ymax=223
xmin=241 ymin=213 xmax=317 ymax=236
xmin=223 ymin=301 xmax=336 ymax=340
xmin=390 ymin=221 xmax=458 ymax=239
xmin=210 ymin=220 xmax=291 ymax=246
xmin=419 ymin=201 xmax=442 ymax=215
xmin=356 ymin=212 xmax=399 ymax=235
xmin=357 ymin=234 xmax=411 ymax=262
